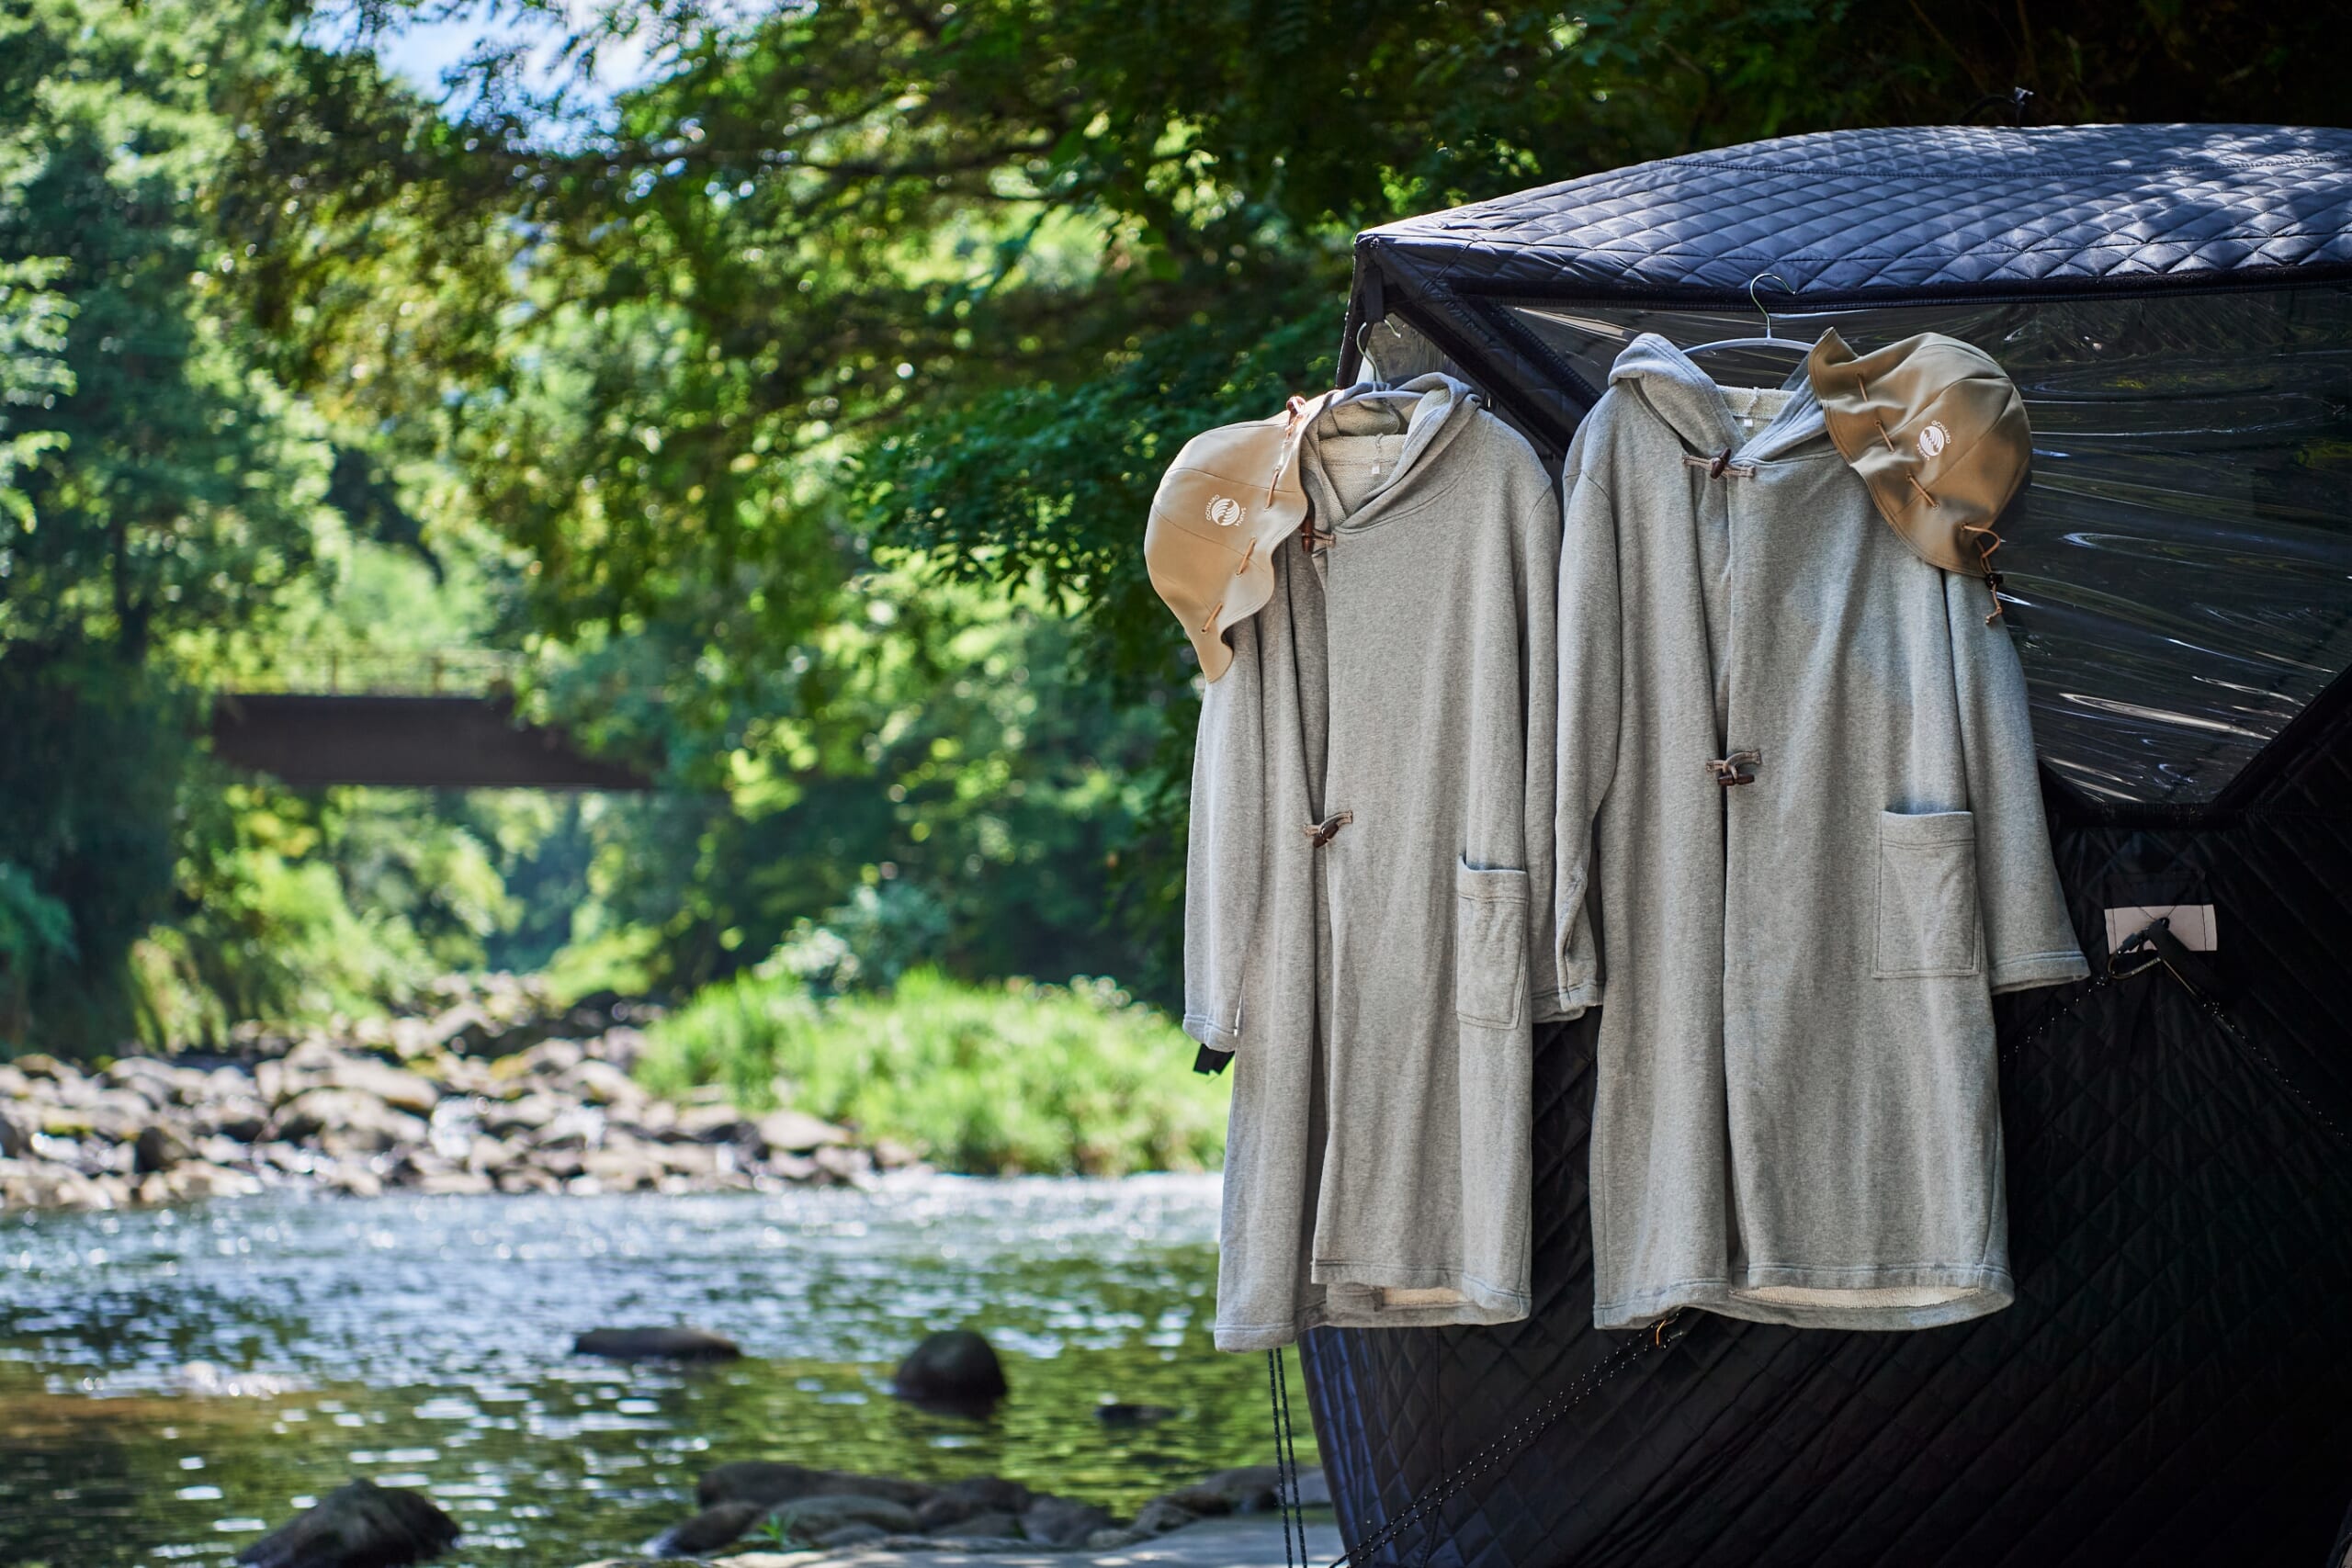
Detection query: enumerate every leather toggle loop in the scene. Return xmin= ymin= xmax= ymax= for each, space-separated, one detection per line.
xmin=1303 ymin=810 xmax=1354 ymax=847
xmin=1705 ymin=749 xmax=1762 ymax=787
xmin=1681 ymin=450 xmax=1755 ymax=479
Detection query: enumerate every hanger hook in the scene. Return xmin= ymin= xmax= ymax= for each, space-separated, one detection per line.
xmin=1353 ymin=314 xmax=1407 ymax=377
xmin=1747 ymin=271 xmax=1792 ymax=340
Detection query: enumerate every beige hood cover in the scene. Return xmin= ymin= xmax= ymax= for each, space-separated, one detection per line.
xmin=1807 ymin=329 xmax=2030 ymax=591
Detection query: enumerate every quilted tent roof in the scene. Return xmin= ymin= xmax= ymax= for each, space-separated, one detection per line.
xmin=1339 ymin=124 xmax=2352 ymax=809
xmin=1359 ymin=123 xmax=2352 ymax=307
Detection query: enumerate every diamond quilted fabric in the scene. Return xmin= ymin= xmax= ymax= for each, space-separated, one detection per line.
xmin=1300 ymin=124 xmax=2352 ymax=1567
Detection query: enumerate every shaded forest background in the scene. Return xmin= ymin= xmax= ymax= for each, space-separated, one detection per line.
xmin=1 ymin=0 xmax=2340 ymax=1055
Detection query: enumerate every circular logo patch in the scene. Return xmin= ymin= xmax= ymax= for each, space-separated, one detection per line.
xmin=1205 ymin=495 xmax=1246 ymax=528
xmin=1917 ymin=421 xmax=1951 ymax=460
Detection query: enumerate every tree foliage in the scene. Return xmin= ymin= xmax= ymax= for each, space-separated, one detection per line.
xmin=5 ymin=0 xmax=2346 ymax=1051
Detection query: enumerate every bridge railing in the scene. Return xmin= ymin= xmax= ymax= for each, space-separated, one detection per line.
xmin=232 ymin=646 xmax=527 ymax=697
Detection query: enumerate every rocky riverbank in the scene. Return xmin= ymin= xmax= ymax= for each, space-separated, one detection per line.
xmin=635 ymin=1457 xmax=1328 ymax=1558
xmin=232 ymin=1461 xmax=1330 ymax=1568
xmin=0 ymin=978 xmax=914 ymax=1212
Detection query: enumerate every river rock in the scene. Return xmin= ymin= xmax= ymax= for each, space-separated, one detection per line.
xmin=595 ymin=1024 xmax=650 ymax=1068
xmin=413 ymin=1167 xmax=494 ymax=1196
xmin=167 ymin=1162 xmax=265 ymax=1201
xmin=464 ymin=1134 xmax=523 ymax=1174
xmin=480 ymin=1094 xmax=561 ymax=1137
xmin=765 ymin=1494 xmax=917 ymax=1538
xmin=0 ymin=1163 xmax=114 ymax=1210
xmin=933 ymin=1509 xmax=1024 ymax=1542
xmin=0 ymin=1106 xmax=28 ymax=1159
xmin=325 ymin=1055 xmax=441 ymax=1115
xmin=674 ymin=1102 xmax=751 ymax=1142
xmin=107 ymin=1058 xmax=182 ymax=1106
xmin=1021 ymin=1495 xmax=1114 ymax=1546
xmin=234 ymin=1478 xmax=459 ymax=1568
xmin=1077 ymin=1495 xmax=1204 ymax=1541
xmin=752 ymin=1109 xmax=849 ymax=1153
xmin=582 ymin=1141 xmax=662 ymax=1191
xmin=1127 ymin=1496 xmax=1206 ymax=1537
xmin=574 ymin=1326 xmax=743 ymax=1361
xmin=44 ymin=1097 xmax=141 ymax=1142
xmin=567 ymin=1060 xmax=639 ymax=1107
xmin=274 ymin=1089 xmax=428 ymax=1152
xmin=10 ymin=1053 xmax=75 ymax=1082
xmin=134 ymin=1122 xmax=192 ymax=1174
xmin=323 ymin=1163 xmax=384 ymax=1198
xmin=650 ymin=1500 xmax=766 ymax=1556
xmin=912 ymin=1476 xmax=1031 ymax=1530
xmin=193 ymin=1095 xmax=271 ymax=1142
xmin=521 ymin=1038 xmax=585 ymax=1077
xmin=1159 ymin=1462 xmax=1331 ymax=1513
xmin=891 ymin=1329 xmax=1008 ymax=1410
xmin=696 ymin=1461 xmax=932 ymax=1510
xmin=812 ymin=1522 xmax=888 ymax=1550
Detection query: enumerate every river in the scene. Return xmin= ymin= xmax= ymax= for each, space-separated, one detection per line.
xmin=0 ymin=1175 xmax=1308 ymax=1567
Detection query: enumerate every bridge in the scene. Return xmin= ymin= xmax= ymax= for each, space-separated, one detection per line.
xmin=208 ymin=648 xmax=656 ymax=790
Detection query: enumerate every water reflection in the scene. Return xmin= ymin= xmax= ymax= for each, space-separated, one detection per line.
xmin=0 ymin=1177 xmax=1302 ymax=1567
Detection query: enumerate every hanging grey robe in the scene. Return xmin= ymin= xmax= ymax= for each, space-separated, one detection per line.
xmin=1184 ymin=375 xmax=1570 ymax=1351
xmin=1555 ymin=334 xmax=2088 ymax=1334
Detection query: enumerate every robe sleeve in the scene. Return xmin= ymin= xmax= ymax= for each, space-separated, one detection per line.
xmin=1944 ymin=576 xmax=2089 ymax=993
xmin=1182 ymin=614 xmax=1268 ymax=1055
xmin=1519 ymin=456 xmax=1568 ymax=1021
xmin=1552 ymin=435 xmax=1617 ymax=1016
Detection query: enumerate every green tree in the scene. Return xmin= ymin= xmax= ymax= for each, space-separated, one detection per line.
xmin=0 ymin=0 xmax=353 ymax=1050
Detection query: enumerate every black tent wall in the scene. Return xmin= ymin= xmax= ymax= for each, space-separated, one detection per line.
xmin=1297 ymin=126 xmax=2352 ymax=1567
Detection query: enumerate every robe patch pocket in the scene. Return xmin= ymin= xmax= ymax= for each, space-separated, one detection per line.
xmin=1873 ymin=809 xmax=1982 ymax=978
xmin=1453 ymin=859 xmax=1530 ymax=1028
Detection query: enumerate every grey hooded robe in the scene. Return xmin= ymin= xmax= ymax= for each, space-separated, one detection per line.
xmin=1184 ymin=375 xmax=1571 ymax=1351
xmin=1555 ymin=334 xmax=2089 ymax=1333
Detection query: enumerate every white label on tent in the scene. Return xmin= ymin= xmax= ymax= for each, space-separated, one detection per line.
xmin=2104 ymin=903 xmax=2217 ymax=954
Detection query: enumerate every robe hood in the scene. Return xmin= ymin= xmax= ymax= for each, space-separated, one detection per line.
xmin=1304 ymin=372 xmax=1489 ymax=525
xmin=1608 ymin=333 xmax=1827 ymax=465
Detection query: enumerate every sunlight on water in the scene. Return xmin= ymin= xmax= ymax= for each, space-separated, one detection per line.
xmin=0 ymin=1175 xmax=1308 ymax=1567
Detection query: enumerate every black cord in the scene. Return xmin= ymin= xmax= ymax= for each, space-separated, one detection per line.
xmin=1270 ymin=1349 xmax=1303 ymax=1568
xmin=1278 ymin=1349 xmax=1308 ymax=1553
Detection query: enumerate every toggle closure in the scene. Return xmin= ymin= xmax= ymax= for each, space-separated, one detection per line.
xmin=1706 ymin=749 xmax=1762 ymax=787
xmin=1682 ymin=448 xmax=1756 ymax=479
xmin=1303 ymin=810 xmax=1354 ymax=847
xmin=1299 ymin=524 xmax=1338 ymax=554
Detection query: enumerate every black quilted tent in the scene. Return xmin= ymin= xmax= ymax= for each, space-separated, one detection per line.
xmin=1300 ymin=125 xmax=2352 ymax=1567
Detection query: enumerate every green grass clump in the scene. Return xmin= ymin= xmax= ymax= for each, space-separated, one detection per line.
xmin=638 ymin=967 xmax=1227 ymax=1176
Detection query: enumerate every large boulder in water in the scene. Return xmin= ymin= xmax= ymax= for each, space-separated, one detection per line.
xmin=891 ymin=1329 xmax=1007 ymax=1411
xmin=572 ymin=1326 xmax=742 ymax=1361
xmin=236 ymin=1479 xmax=459 ymax=1568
